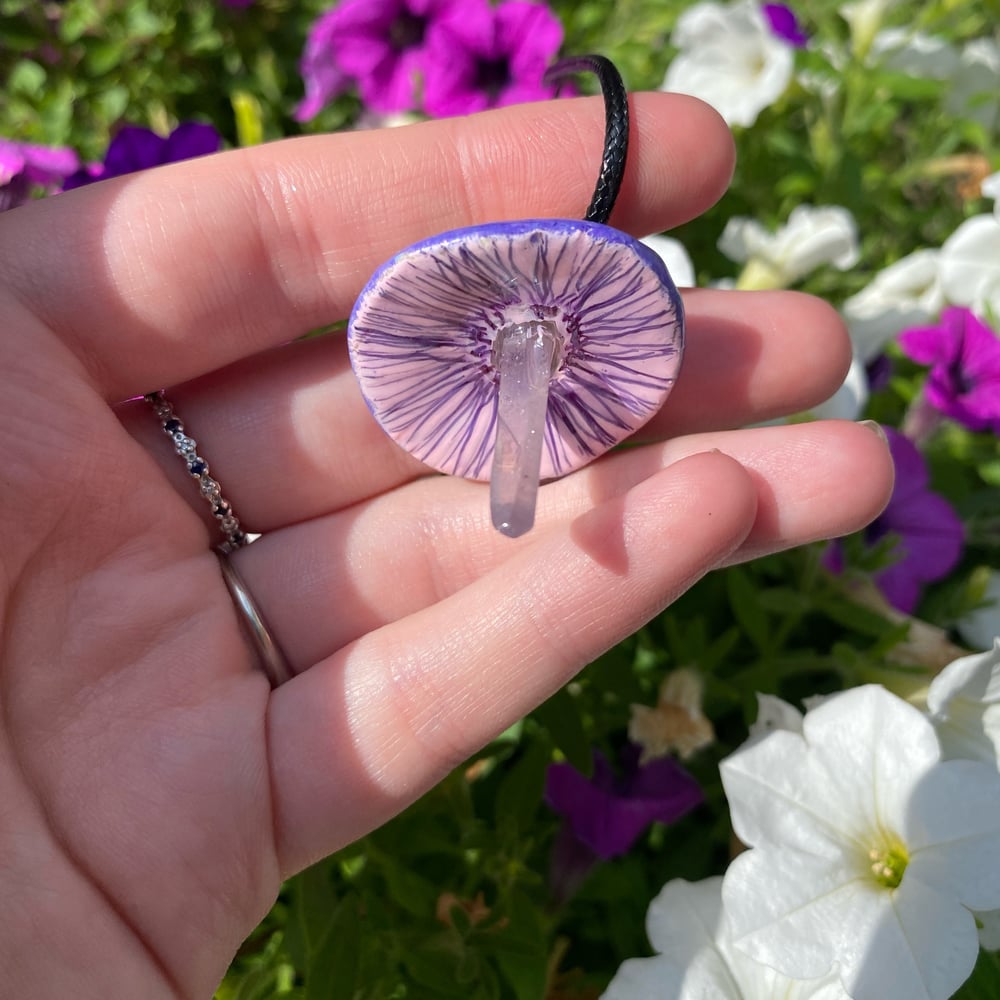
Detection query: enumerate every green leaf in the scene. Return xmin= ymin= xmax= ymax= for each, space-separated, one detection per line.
xmin=303 ymin=897 xmax=362 ymax=1000
xmin=94 ymin=84 xmax=130 ymax=124
xmin=380 ymin=858 xmax=440 ymax=918
xmin=285 ymin=859 xmax=338 ymax=971
xmin=83 ymin=39 xmax=128 ymax=77
xmin=725 ymin=567 xmax=771 ymax=651
xmin=978 ymin=458 xmax=1000 ymax=487
xmin=494 ymin=736 xmax=551 ymax=831
xmin=871 ymin=69 xmax=946 ymax=101
xmin=227 ymin=964 xmax=285 ymax=1000
xmin=487 ymin=892 xmax=549 ymax=1000
xmin=402 ymin=940 xmax=474 ymax=996
xmin=756 ymin=587 xmax=812 ymax=616
xmin=533 ymin=687 xmax=591 ymax=776
xmin=58 ymin=0 xmax=101 ymax=43
xmin=815 ymin=594 xmax=897 ymax=639
xmin=7 ymin=58 xmax=45 ymax=96
xmin=951 ymin=948 xmax=1000 ymax=999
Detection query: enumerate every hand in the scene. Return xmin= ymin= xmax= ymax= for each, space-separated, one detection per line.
xmin=0 ymin=94 xmax=893 ymax=998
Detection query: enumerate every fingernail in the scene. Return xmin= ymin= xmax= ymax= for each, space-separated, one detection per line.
xmin=857 ymin=419 xmax=887 ymax=444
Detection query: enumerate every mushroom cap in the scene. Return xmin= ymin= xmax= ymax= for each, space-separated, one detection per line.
xmin=348 ymin=218 xmax=685 ymax=480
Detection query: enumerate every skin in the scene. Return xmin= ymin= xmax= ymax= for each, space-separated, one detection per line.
xmin=0 ymin=94 xmax=894 ymax=998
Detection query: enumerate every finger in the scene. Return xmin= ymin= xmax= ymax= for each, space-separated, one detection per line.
xmin=266 ymin=450 xmax=758 ymax=872
xmin=1 ymin=94 xmax=734 ymax=400
xmin=239 ymin=419 xmax=892 ymax=672
xmin=119 ymin=289 xmax=849 ymax=531
xmin=640 ymin=288 xmax=851 ymax=439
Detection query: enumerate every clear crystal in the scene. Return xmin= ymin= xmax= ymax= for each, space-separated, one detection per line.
xmin=490 ymin=321 xmax=558 ymax=538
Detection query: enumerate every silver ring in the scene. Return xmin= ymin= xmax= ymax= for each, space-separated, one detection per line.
xmin=217 ymin=552 xmax=294 ymax=688
xmin=145 ymin=390 xmax=248 ymax=554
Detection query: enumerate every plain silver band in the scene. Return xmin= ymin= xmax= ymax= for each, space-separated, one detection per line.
xmin=217 ymin=552 xmax=294 ymax=688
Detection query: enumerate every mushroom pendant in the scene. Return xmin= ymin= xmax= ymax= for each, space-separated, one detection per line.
xmin=348 ymin=57 xmax=685 ymax=537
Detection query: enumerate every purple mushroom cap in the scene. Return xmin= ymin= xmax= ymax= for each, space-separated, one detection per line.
xmin=348 ymin=218 xmax=685 ymax=481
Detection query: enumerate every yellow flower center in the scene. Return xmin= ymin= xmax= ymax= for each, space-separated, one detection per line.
xmin=868 ymin=840 xmax=909 ymax=889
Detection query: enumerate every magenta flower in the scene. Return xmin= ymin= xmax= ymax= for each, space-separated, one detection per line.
xmin=762 ymin=3 xmax=808 ymax=48
xmin=898 ymin=307 xmax=1000 ymax=433
xmin=62 ymin=123 xmax=221 ymax=190
xmin=423 ymin=0 xmax=563 ymax=117
xmin=545 ymin=745 xmax=702 ymax=901
xmin=297 ymin=0 xmax=467 ymax=121
xmin=295 ymin=8 xmax=353 ymax=122
xmin=827 ymin=427 xmax=964 ymax=613
xmin=0 ymin=138 xmax=79 ymax=211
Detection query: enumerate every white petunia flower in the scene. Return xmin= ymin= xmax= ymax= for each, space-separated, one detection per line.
xmin=720 ymin=684 xmax=1000 ymax=1000
xmin=870 ymin=28 xmax=959 ymax=78
xmin=982 ymin=173 xmax=1000 ymax=222
xmin=720 ymin=205 xmax=860 ymax=290
xmin=870 ymin=30 xmax=1000 ymax=130
xmin=938 ymin=214 xmax=1000 ymax=318
xmin=951 ymin=38 xmax=1000 ymax=132
xmin=926 ymin=639 xmax=1000 ymax=769
xmin=602 ymin=877 xmax=850 ymax=1000
xmin=640 ymin=234 xmax=696 ymax=288
xmin=748 ymin=692 xmax=803 ymax=741
xmin=924 ymin=642 xmax=1000 ymax=954
xmin=957 ymin=571 xmax=1000 ymax=651
xmin=839 ymin=0 xmax=897 ymax=58
xmin=662 ymin=0 xmax=794 ymax=128
xmin=842 ymin=248 xmax=944 ymax=362
xmin=809 ymin=351 xmax=869 ymax=421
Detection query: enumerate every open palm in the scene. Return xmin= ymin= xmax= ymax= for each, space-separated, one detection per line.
xmin=0 ymin=95 xmax=893 ymax=998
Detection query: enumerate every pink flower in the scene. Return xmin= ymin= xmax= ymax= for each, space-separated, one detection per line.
xmin=423 ymin=0 xmax=563 ymax=117
xmin=899 ymin=307 xmax=1000 ymax=433
xmin=296 ymin=0 xmax=466 ymax=121
xmin=0 ymin=138 xmax=79 ymax=211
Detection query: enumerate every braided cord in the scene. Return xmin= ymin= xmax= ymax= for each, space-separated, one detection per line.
xmin=542 ymin=55 xmax=629 ymax=226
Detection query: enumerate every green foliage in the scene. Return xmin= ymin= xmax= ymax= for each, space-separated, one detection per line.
xmin=954 ymin=949 xmax=1000 ymax=1000
xmin=3 ymin=0 xmax=998 ymax=996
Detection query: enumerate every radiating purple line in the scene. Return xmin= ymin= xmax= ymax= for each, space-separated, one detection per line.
xmin=348 ymin=220 xmax=684 ymax=480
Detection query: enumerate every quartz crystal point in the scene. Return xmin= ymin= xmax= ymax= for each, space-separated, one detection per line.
xmin=490 ymin=321 xmax=559 ymax=536
xmin=348 ymin=219 xmax=685 ymax=534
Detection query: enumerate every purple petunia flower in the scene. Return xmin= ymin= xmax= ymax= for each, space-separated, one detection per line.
xmin=422 ymin=0 xmax=563 ymax=117
xmin=827 ymin=426 xmax=964 ymax=614
xmin=62 ymin=123 xmax=221 ymax=190
xmin=762 ymin=3 xmax=808 ymax=47
xmin=297 ymin=0 xmax=467 ymax=121
xmin=0 ymin=138 xmax=79 ymax=211
xmin=898 ymin=307 xmax=1000 ymax=433
xmin=545 ymin=745 xmax=702 ymax=901
xmin=866 ymin=352 xmax=893 ymax=393
xmin=295 ymin=7 xmax=353 ymax=122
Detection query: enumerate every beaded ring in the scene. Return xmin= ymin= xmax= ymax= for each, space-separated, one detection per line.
xmin=145 ymin=391 xmax=249 ymax=553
